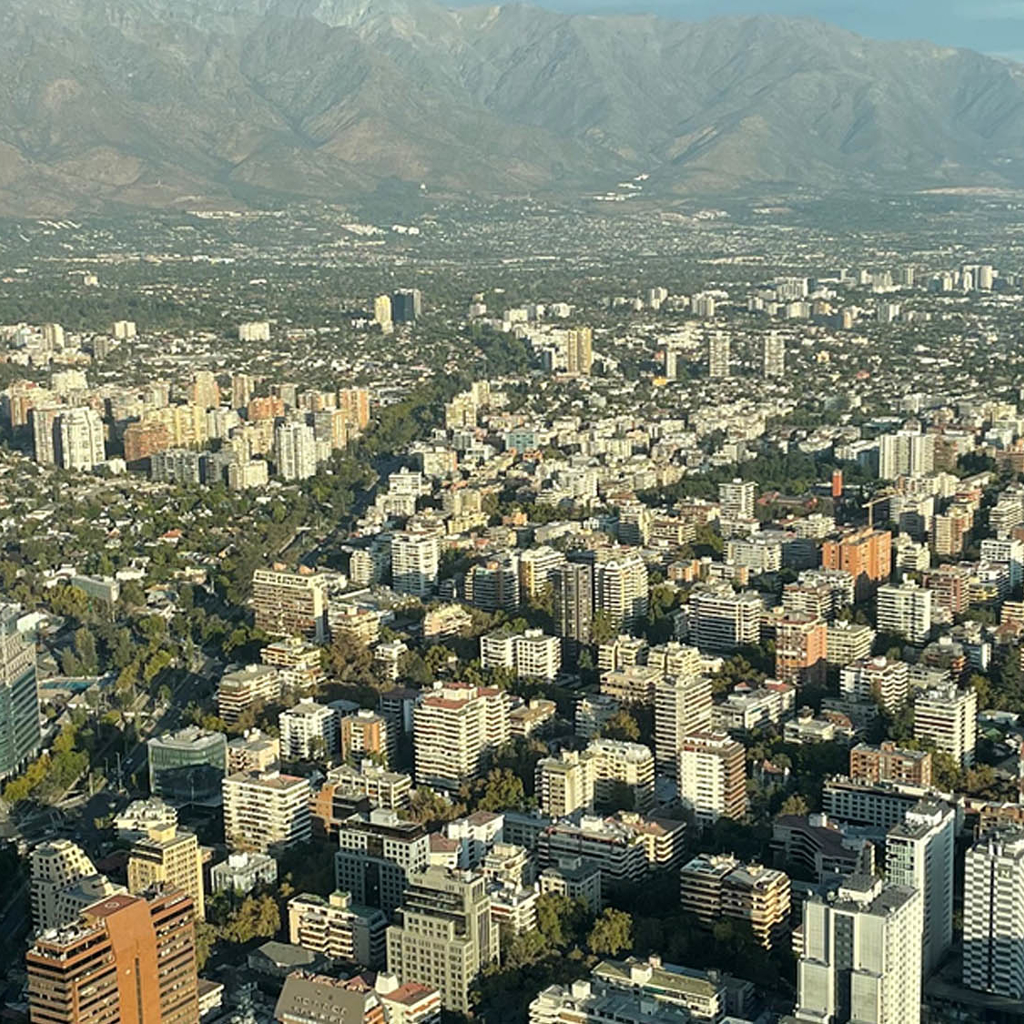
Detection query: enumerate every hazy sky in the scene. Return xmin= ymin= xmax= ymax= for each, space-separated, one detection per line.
xmin=452 ymin=0 xmax=1024 ymax=61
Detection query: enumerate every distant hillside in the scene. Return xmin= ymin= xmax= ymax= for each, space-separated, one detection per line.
xmin=0 ymin=0 xmax=1022 ymax=213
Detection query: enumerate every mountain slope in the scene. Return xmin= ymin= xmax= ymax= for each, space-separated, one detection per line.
xmin=0 ymin=0 xmax=1022 ymax=213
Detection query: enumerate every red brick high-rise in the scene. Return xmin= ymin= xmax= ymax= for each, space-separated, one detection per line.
xmin=27 ymin=890 xmax=199 ymax=1024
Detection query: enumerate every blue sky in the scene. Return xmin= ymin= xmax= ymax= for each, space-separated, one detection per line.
xmin=449 ymin=0 xmax=1024 ymax=61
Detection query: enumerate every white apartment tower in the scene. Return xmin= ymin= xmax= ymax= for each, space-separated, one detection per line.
xmin=763 ymin=332 xmax=785 ymax=378
xmin=413 ymin=684 xmax=509 ymax=792
xmin=594 ymin=553 xmax=649 ymax=633
xmin=279 ymin=700 xmax=339 ymax=762
xmin=708 ymin=331 xmax=730 ymax=378
xmin=913 ymin=684 xmax=977 ymax=768
xmin=654 ymin=673 xmax=713 ymax=776
xmin=879 ymin=428 xmax=935 ymax=480
xmin=885 ymin=799 xmax=955 ymax=977
xmin=56 ymin=407 xmax=105 ymax=470
xmin=964 ymin=829 xmax=1024 ymax=998
xmin=391 ymin=532 xmax=440 ymax=598
xmin=794 ymin=874 xmax=922 ymax=1024
xmin=275 ymin=420 xmax=317 ymax=480
xmin=876 ymin=581 xmax=932 ymax=645
xmin=222 ymin=770 xmax=312 ymax=853
xmin=718 ymin=478 xmax=756 ymax=520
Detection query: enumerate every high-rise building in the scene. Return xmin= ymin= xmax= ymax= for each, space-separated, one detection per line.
xmin=147 ymin=727 xmax=227 ymax=805
xmin=553 ymin=562 xmax=593 ymax=661
xmin=217 ymin=664 xmax=283 ymax=726
xmin=913 ymin=684 xmax=977 ymax=767
xmin=391 ymin=532 xmax=440 ymax=598
xmin=339 ymin=388 xmax=371 ymax=432
xmin=793 ymin=874 xmax=922 ymax=1024
xmin=288 ymin=889 xmax=388 ymax=968
xmin=886 ymin=799 xmax=955 ymax=977
xmin=879 ymin=428 xmax=935 ymax=480
xmin=677 ymin=731 xmax=747 ymax=824
xmin=594 ymin=552 xmax=649 ymax=632
xmin=188 ymin=370 xmax=220 ymax=410
xmin=464 ymin=557 xmax=521 ymax=612
xmin=386 ymin=867 xmax=499 ymax=1014
xmin=826 ymin=620 xmax=876 ymax=666
xmin=653 ymin=673 xmax=713 ymax=776
xmin=222 ymin=770 xmax=312 ymax=853
xmin=26 ymin=890 xmax=199 ymax=1024
xmin=763 ymin=332 xmax=785 ymax=378
xmin=374 ymin=295 xmax=393 ymax=331
xmin=719 ymin=478 xmax=756 ymax=520
xmin=536 ymin=749 xmax=597 ymax=818
xmin=42 ymin=322 xmax=65 ymax=349
xmin=413 ymin=684 xmax=509 ymax=792
xmin=127 ymin=821 xmax=205 ymax=919
xmin=877 ymin=580 xmax=932 ymax=645
xmin=279 ymin=699 xmax=339 ymax=762
xmin=230 ymin=373 xmax=254 ymax=410
xmin=679 ymin=853 xmax=791 ymax=949
xmin=335 ymin=809 xmax=430 ymax=914
xmin=840 ymin=657 xmax=910 ymax=716
xmin=0 ymin=603 xmax=40 ymax=780
xmin=29 ymin=840 xmax=102 ymax=932
xmin=587 ymin=739 xmax=656 ymax=813
xmin=55 ymin=407 xmax=105 ymax=470
xmin=821 ymin=528 xmax=892 ymax=602
xmin=774 ymin=615 xmax=827 ymax=687
xmin=565 ymin=327 xmax=593 ymax=375
xmin=341 ymin=709 xmax=390 ymax=765
xmin=30 ymin=404 xmax=62 ymax=465
xmin=518 ymin=546 xmax=566 ymax=600
xmin=963 ymin=828 xmax=1024 ymax=998
xmin=238 ymin=321 xmax=271 ymax=342
xmin=275 ymin=420 xmax=317 ymax=480
xmin=391 ymin=289 xmax=422 ymax=324
xmin=252 ymin=568 xmax=328 ymax=642
xmin=688 ymin=586 xmax=762 ymax=652
xmin=708 ymin=331 xmax=730 ymax=378
xmin=849 ymin=742 xmax=932 ymax=787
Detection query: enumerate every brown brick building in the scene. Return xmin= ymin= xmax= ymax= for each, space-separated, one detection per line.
xmin=27 ymin=890 xmax=199 ymax=1024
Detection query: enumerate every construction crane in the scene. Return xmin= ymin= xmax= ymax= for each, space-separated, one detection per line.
xmin=863 ymin=493 xmax=891 ymax=529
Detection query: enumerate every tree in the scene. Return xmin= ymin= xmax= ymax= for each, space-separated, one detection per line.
xmin=590 ymin=609 xmax=616 ymax=646
xmin=472 ymin=768 xmax=526 ymax=813
xmin=407 ymin=787 xmax=463 ymax=829
xmin=535 ymin=893 xmax=588 ymax=950
xmin=601 ymin=710 xmax=640 ymax=743
xmin=932 ymin=751 xmax=961 ymax=791
xmin=588 ymin=908 xmax=633 ymax=956
xmin=778 ymin=793 xmax=810 ymax=817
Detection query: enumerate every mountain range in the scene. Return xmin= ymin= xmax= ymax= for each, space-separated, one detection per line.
xmin=1 ymin=0 xmax=1023 ymax=214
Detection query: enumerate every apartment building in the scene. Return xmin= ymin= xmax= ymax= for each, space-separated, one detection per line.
xmin=222 ymin=770 xmax=312 ymax=853
xmin=679 ymin=853 xmax=791 ymax=949
xmin=413 ymin=684 xmax=509 ymax=792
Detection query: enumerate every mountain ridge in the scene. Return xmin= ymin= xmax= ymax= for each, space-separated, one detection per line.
xmin=0 ymin=0 xmax=1022 ymax=214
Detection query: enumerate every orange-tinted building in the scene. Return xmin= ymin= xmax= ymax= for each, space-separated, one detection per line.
xmin=848 ymin=741 xmax=932 ymax=787
xmin=774 ymin=614 xmax=827 ymax=687
xmin=341 ymin=710 xmax=388 ymax=765
xmin=821 ymin=528 xmax=892 ymax=602
xmin=247 ymin=395 xmax=285 ymax=422
xmin=27 ymin=890 xmax=199 ymax=1024
xmin=338 ymin=388 xmax=370 ymax=432
xmin=924 ymin=564 xmax=970 ymax=618
xmin=123 ymin=421 xmax=171 ymax=464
